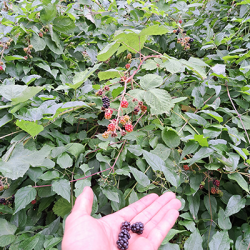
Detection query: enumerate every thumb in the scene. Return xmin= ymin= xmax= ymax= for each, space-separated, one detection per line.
xmin=71 ymin=186 xmax=94 ymax=215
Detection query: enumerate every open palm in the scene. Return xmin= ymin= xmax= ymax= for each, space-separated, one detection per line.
xmin=62 ymin=187 xmax=181 ymax=250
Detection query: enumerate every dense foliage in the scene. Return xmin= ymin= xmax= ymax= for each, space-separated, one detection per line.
xmin=0 ymin=0 xmax=250 ymax=249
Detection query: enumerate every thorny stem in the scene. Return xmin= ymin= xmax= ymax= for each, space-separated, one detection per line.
xmin=33 ymin=141 xmax=126 ymax=188
xmin=133 ymin=111 xmax=147 ymax=128
xmin=226 ymin=84 xmax=250 ymax=144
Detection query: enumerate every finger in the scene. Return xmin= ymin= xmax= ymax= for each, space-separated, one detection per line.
xmin=130 ymin=192 xmax=176 ymax=225
xmin=71 ymin=186 xmax=94 ymax=216
xmin=115 ymin=193 xmax=159 ymax=222
xmin=143 ymin=198 xmax=182 ymax=237
xmin=147 ymin=209 xmax=179 ymax=249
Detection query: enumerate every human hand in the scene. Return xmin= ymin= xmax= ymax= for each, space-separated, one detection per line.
xmin=62 ymin=186 xmax=181 ymax=250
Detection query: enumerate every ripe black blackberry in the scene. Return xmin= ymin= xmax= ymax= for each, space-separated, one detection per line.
xmin=131 ymin=222 xmax=144 ymax=235
xmin=0 ymin=198 xmax=6 ymax=204
xmin=117 ymin=229 xmax=130 ymax=250
xmin=121 ymin=221 xmax=131 ymax=231
xmin=102 ymin=96 xmax=110 ymax=109
xmin=189 ymin=38 xmax=194 ymax=43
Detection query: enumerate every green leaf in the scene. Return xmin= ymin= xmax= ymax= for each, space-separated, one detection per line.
xmin=11 ymin=86 xmax=43 ymax=105
xmin=4 ymin=55 xmax=25 ymax=61
xmin=53 ymin=16 xmax=75 ymax=34
xmin=65 ymin=143 xmax=84 ymax=159
xmin=0 ymin=114 xmax=12 ymax=128
xmin=30 ymin=34 xmax=46 ymax=51
xmin=200 ymin=110 xmax=223 ymax=123
xmin=112 ymin=86 xmax=124 ymax=98
xmin=14 ymin=186 xmax=37 ymax=214
xmin=144 ymin=89 xmax=172 ymax=115
xmin=225 ymin=195 xmax=246 ymax=217
xmin=0 ymin=235 xmax=16 ymax=247
xmin=16 ymin=120 xmax=44 ymax=138
xmin=164 ymin=160 xmax=180 ymax=188
xmin=190 ymin=174 xmax=203 ymax=194
xmin=44 ymin=36 xmax=64 ymax=54
xmin=0 ymin=144 xmax=52 ymax=180
xmin=187 ymin=193 xmax=200 ymax=220
xmin=129 ymin=166 xmax=150 ymax=187
xmin=228 ymin=173 xmax=249 ymax=193
xmin=236 ymin=115 xmax=250 ymax=130
xmin=40 ymin=4 xmax=57 ymax=24
xmin=98 ymin=69 xmax=123 ymax=81
xmin=52 ymin=179 xmax=70 ymax=202
xmin=97 ymin=41 xmax=120 ymax=61
xmin=140 ymin=24 xmax=169 ymax=36
xmin=161 ymin=58 xmax=183 ymax=74
xmin=208 ymin=231 xmax=230 ymax=250
xmin=44 ymin=237 xmax=62 ymax=250
xmin=39 ymin=171 xmax=59 ymax=181
xmin=150 ymin=144 xmax=171 ymax=161
xmin=218 ymin=208 xmax=232 ymax=230
xmin=143 ymin=150 xmax=164 ymax=172
xmin=184 ymin=229 xmax=203 ymax=250
xmin=53 ymin=198 xmax=73 ymax=217
xmin=140 ymin=74 xmax=163 ymax=90
xmin=161 ymin=229 xmax=186 ymax=245
xmin=102 ymin=186 xmax=119 ymax=202
xmin=189 ymin=147 xmax=214 ymax=165
xmin=22 ymin=75 xmax=41 ymax=85
xmin=96 ymin=152 xmax=111 ymax=164
xmin=0 ymin=85 xmax=27 ymax=100
xmin=68 ymin=63 xmax=102 ymax=89
xmin=162 ymin=128 xmax=180 ymax=148
xmin=57 ymin=152 xmax=73 ymax=169
xmin=194 ymin=134 xmax=209 ymax=147
xmin=0 ymin=219 xmax=17 ymax=236
xmin=180 ymin=141 xmax=199 ymax=160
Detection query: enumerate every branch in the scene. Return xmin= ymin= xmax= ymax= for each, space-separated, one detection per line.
xmin=226 ymin=84 xmax=250 ymax=144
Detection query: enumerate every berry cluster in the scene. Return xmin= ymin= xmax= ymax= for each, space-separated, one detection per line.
xmin=23 ymin=44 xmax=33 ymax=60
xmin=117 ymin=221 xmax=144 ymax=249
xmin=173 ymin=28 xmax=194 ymax=50
xmin=131 ymin=222 xmax=144 ymax=235
xmin=102 ymin=96 xmax=110 ymax=109
xmin=117 ymin=221 xmax=131 ymax=250
xmin=0 ymin=195 xmax=14 ymax=206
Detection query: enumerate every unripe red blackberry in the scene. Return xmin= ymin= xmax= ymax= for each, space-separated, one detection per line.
xmin=183 ymin=165 xmax=189 ymax=171
xmin=125 ymin=124 xmax=133 ymax=132
xmin=31 ymin=199 xmax=36 ymax=204
xmin=199 ymin=184 xmax=204 ymax=190
xmin=211 ymin=187 xmax=216 ymax=194
xmin=0 ymin=186 xmax=4 ymax=191
xmin=105 ymin=112 xmax=112 ymax=119
xmin=125 ymin=64 xmax=130 ymax=69
xmin=108 ymin=123 xmax=116 ymax=131
xmin=213 ymin=179 xmax=220 ymax=187
xmin=121 ymin=100 xmax=129 ymax=108
xmin=97 ymin=90 xmax=103 ymax=96
xmin=138 ymin=101 xmax=143 ymax=106
xmin=39 ymin=32 xmax=43 ymax=37
xmin=179 ymin=20 xmax=182 ymax=24
xmin=140 ymin=105 xmax=147 ymax=112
